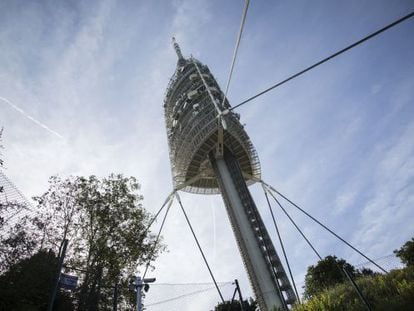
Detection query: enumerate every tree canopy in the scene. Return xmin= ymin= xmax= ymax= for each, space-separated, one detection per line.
xmin=0 ymin=174 xmax=164 ymax=310
xmin=394 ymin=237 xmax=414 ymax=267
xmin=298 ymin=238 xmax=414 ymax=310
xmin=304 ymin=255 xmax=357 ymax=298
xmin=302 ymin=255 xmax=377 ymax=299
xmin=0 ymin=250 xmax=74 ymax=311
xmin=294 ymin=265 xmax=414 ymax=311
xmin=213 ymin=298 xmax=258 ymax=311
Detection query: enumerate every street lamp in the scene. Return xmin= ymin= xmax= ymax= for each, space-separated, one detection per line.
xmin=130 ymin=276 xmax=156 ymax=311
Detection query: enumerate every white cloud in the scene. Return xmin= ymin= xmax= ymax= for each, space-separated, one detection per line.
xmin=352 ymin=122 xmax=414 ymax=257
xmin=1 ymin=1 xmax=414 ymax=309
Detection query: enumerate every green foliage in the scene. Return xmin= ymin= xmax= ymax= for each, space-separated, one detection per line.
xmin=69 ymin=175 xmax=163 ymax=310
xmin=213 ymin=298 xmax=258 ymax=311
xmin=0 ymin=174 xmax=163 ymax=310
xmin=304 ymin=255 xmax=357 ymax=298
xmin=293 ymin=266 xmax=414 ymax=311
xmin=394 ymin=237 xmax=414 ymax=267
xmin=0 ymin=250 xmax=74 ymax=310
xmin=0 ymin=212 xmax=37 ymax=272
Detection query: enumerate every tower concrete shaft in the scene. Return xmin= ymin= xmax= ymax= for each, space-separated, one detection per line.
xmin=164 ymin=40 xmax=296 ymax=310
xmin=210 ymin=150 xmax=296 ymax=310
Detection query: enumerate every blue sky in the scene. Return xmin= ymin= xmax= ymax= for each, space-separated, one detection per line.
xmin=1 ymin=0 xmax=414 ymax=309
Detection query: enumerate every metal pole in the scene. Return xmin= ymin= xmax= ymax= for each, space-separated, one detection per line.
xmin=342 ymin=266 xmax=372 ymax=311
xmin=136 ymin=276 xmax=142 ymax=311
xmin=47 ymin=239 xmax=68 ymax=311
xmin=112 ymin=282 xmax=118 ymax=311
xmin=234 ymin=279 xmax=245 ymax=311
xmin=229 ymin=287 xmax=238 ymax=311
xmin=131 ymin=276 xmax=155 ymax=311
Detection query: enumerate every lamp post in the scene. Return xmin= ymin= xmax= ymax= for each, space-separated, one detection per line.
xmin=130 ymin=276 xmax=156 ymax=311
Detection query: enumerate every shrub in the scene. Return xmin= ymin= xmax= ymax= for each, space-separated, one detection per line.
xmin=293 ymin=266 xmax=414 ymax=311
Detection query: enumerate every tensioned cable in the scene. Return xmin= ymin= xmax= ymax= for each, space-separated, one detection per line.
xmin=263 ymin=187 xmax=301 ymax=304
xmin=295 ymin=254 xmax=395 ymax=286
xmin=263 ymin=182 xmax=388 ymax=273
xmin=265 ymin=186 xmax=372 ymax=306
xmin=0 ymin=171 xmax=32 ymax=208
xmin=230 ymin=10 xmax=414 ymax=111
xmin=243 ymin=188 xmax=288 ymax=310
xmin=229 ymin=286 xmax=238 ymax=307
xmin=145 ymin=283 xmax=231 ymax=307
xmin=143 ymin=192 xmax=175 ymax=234
xmin=152 ymin=281 xmax=231 ymax=286
xmin=143 ymin=196 xmax=174 ymax=279
xmin=191 ymin=57 xmax=229 ymax=129
xmin=220 ymin=0 xmax=250 ymax=108
xmin=175 ymin=192 xmax=225 ymax=303
xmin=355 ymin=254 xmax=397 ymax=269
xmin=264 ymin=186 xmax=323 ymax=261
xmin=265 ymin=186 xmax=336 ymax=295
xmin=0 ymin=171 xmax=33 ymax=224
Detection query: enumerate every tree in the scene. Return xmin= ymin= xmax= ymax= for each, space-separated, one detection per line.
xmin=0 ymin=249 xmax=74 ymax=311
xmin=0 ymin=175 xmax=74 ymax=273
xmin=394 ymin=237 xmax=414 ymax=267
xmin=0 ymin=174 xmax=163 ymax=310
xmin=304 ymin=255 xmax=357 ymax=298
xmin=359 ymin=267 xmax=377 ymax=277
xmin=0 ymin=195 xmax=38 ymax=273
xmin=0 ymin=216 xmax=38 ymax=272
xmin=214 ymin=298 xmax=258 ymax=311
xmin=293 ymin=265 xmax=414 ymax=311
xmin=31 ymin=174 xmax=164 ymax=310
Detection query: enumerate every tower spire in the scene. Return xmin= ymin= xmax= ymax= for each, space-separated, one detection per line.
xmin=172 ymin=37 xmax=185 ymax=62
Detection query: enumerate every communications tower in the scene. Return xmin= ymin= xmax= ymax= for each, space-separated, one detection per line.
xmin=164 ymin=39 xmax=296 ymax=310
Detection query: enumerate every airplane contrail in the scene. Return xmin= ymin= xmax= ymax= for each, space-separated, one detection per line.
xmin=0 ymin=96 xmax=64 ymax=139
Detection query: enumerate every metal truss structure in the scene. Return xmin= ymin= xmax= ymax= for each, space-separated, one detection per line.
xmin=164 ymin=41 xmax=260 ymax=195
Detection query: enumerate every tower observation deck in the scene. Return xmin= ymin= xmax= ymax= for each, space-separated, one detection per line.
xmin=164 ymin=40 xmax=296 ymax=310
